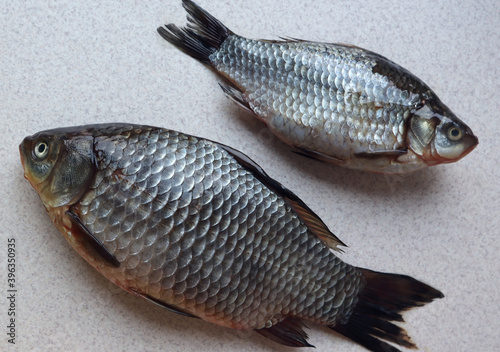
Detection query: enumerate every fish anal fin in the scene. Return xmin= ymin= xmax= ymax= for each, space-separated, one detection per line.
xmin=218 ymin=83 xmax=253 ymax=113
xmin=255 ymin=317 xmax=313 ymax=348
xmin=355 ymin=149 xmax=408 ymax=159
xmin=216 ymin=143 xmax=345 ymax=252
xmin=66 ymin=210 xmax=120 ymax=268
xmin=129 ymin=289 xmax=199 ymax=319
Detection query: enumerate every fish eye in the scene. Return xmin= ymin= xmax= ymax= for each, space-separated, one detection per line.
xmin=34 ymin=141 xmax=49 ymax=160
xmin=447 ymin=126 xmax=463 ymax=141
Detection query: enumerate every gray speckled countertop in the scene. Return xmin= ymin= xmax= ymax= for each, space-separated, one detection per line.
xmin=1 ymin=1 xmax=499 ymax=351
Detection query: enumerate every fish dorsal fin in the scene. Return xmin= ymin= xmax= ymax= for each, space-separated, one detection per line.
xmin=261 ymin=36 xmax=366 ymax=51
xmin=257 ymin=36 xmax=304 ymax=44
xmin=66 ymin=210 xmax=120 ymax=268
xmin=255 ymin=317 xmax=313 ymax=347
xmin=216 ymin=143 xmax=346 ymax=252
xmin=278 ymin=36 xmax=303 ymax=42
xmin=218 ymin=83 xmax=253 ymax=113
xmin=283 ymin=196 xmax=346 ymax=251
xmin=129 ymin=289 xmax=198 ymax=318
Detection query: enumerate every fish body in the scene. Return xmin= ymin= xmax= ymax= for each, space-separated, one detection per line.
xmin=158 ymin=0 xmax=478 ymax=174
xmin=20 ymin=123 xmax=442 ymax=351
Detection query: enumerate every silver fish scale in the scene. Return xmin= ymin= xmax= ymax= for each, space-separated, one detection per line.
xmin=210 ymin=36 xmax=420 ymax=158
xmin=75 ymin=126 xmax=362 ymax=329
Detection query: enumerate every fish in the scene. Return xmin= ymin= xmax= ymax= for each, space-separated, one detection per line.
xmin=157 ymin=0 xmax=478 ymax=174
xmin=20 ymin=123 xmax=443 ymax=352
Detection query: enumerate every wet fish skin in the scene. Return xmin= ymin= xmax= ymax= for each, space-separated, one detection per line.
xmin=158 ymin=0 xmax=478 ymax=174
xmin=21 ymin=123 xmax=358 ymax=327
xmin=21 ymin=123 xmax=442 ymax=351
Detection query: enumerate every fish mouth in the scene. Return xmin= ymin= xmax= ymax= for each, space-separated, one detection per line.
xmin=460 ymin=133 xmax=479 ymax=159
xmin=456 ymin=124 xmax=479 ymax=160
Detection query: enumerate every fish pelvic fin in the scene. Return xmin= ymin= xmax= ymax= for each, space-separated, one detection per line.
xmin=330 ymin=268 xmax=443 ymax=352
xmin=293 ymin=147 xmax=346 ymax=165
xmin=255 ymin=317 xmax=314 ymax=348
xmin=354 ymin=149 xmax=408 ymax=159
xmin=157 ymin=0 xmax=232 ymax=65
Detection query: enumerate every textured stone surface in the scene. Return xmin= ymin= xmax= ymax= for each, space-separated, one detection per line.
xmin=1 ymin=0 xmax=499 ymax=351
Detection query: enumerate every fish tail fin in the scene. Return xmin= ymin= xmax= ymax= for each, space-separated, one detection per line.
xmin=330 ymin=268 xmax=443 ymax=352
xmin=157 ymin=0 xmax=232 ymax=65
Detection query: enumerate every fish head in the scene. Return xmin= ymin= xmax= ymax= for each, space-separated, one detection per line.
xmin=20 ymin=127 xmax=95 ymax=209
xmin=407 ymin=99 xmax=478 ymax=165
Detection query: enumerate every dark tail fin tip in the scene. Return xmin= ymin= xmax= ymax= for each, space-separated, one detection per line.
xmin=157 ymin=25 xmax=214 ymax=64
xmin=158 ymin=0 xmax=231 ymax=65
xmin=361 ymin=269 xmax=444 ymax=311
xmin=331 ymin=268 xmax=443 ymax=352
xmin=182 ymin=0 xmax=232 ymax=46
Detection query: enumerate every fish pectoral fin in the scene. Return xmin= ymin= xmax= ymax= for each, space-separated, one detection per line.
xmin=217 ymin=143 xmax=346 ymax=252
xmin=218 ymin=83 xmax=253 ymax=113
xmin=293 ymin=147 xmax=346 ymax=165
xmin=255 ymin=317 xmax=314 ymax=348
xmin=128 ymin=289 xmax=198 ymax=319
xmin=66 ymin=210 xmax=120 ymax=268
xmin=354 ymin=149 xmax=408 ymax=159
